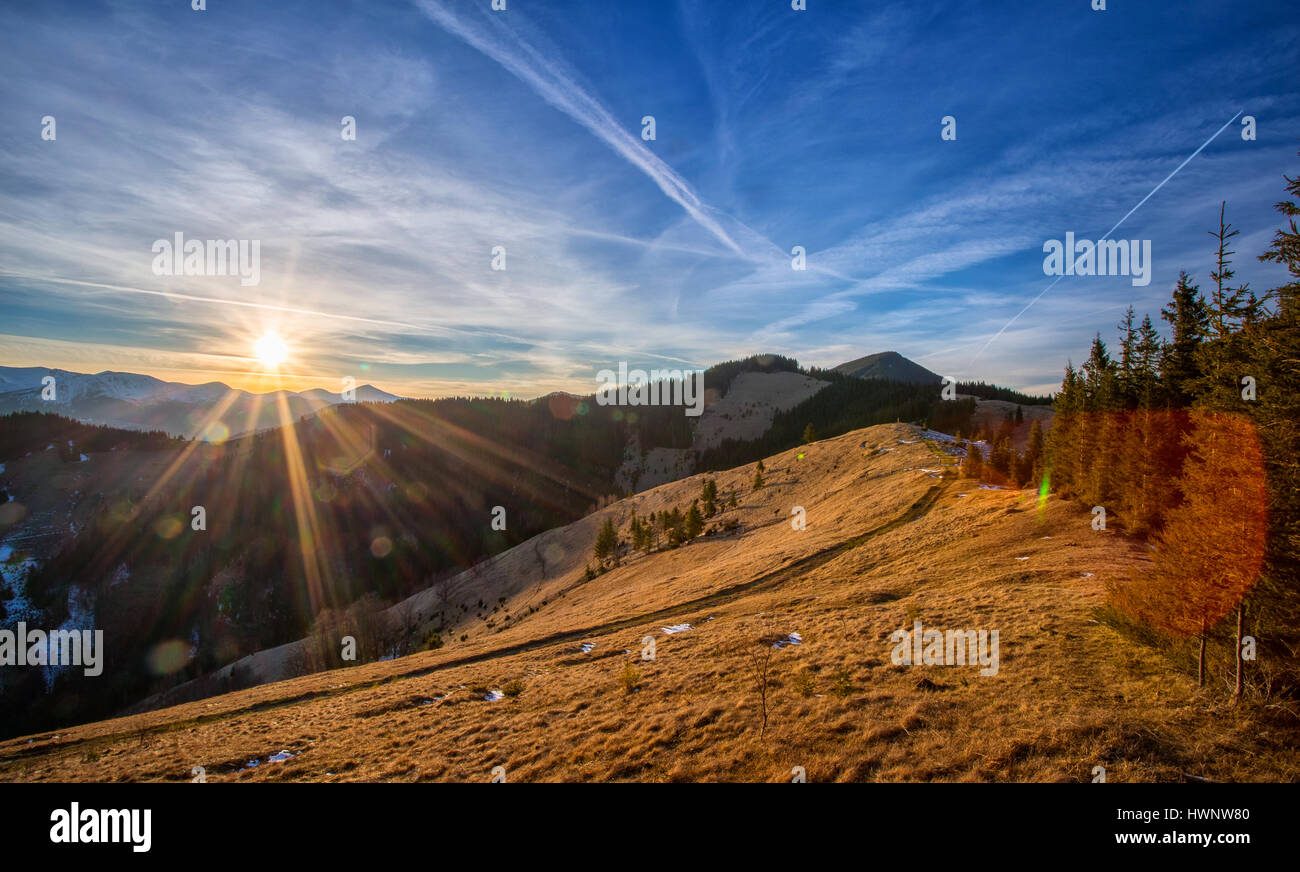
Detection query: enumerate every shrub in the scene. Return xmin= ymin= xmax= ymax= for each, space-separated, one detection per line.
xmin=792 ymin=668 xmax=817 ymax=698
xmin=830 ymin=667 xmax=854 ymax=698
xmin=619 ymin=660 xmax=642 ymax=695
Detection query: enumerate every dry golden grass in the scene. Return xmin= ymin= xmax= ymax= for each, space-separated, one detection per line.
xmin=3 ymin=423 xmax=1296 ymax=782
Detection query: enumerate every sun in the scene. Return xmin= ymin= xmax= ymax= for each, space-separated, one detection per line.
xmin=253 ymin=331 xmax=289 ymax=368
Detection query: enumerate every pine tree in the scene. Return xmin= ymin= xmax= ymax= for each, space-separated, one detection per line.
xmin=594 ymin=518 xmax=618 ymax=567
xmin=989 ymin=435 xmax=1011 ymax=479
xmin=1017 ymin=419 xmax=1044 ymax=487
xmin=667 ymin=507 xmax=685 ymax=545
xmin=701 ymin=477 xmax=718 ymax=517
xmin=1080 ymin=335 xmax=1120 ymax=507
xmin=1207 ymin=201 xmax=1250 ymax=339
xmin=1161 ymin=272 xmax=1208 ymax=406
xmin=1134 ymin=314 xmax=1165 ymax=406
xmin=629 ymin=513 xmax=642 ymax=551
xmin=1045 ymin=362 xmax=1085 ymax=497
xmin=960 ymin=441 xmax=983 ymax=479
xmin=1196 ymin=203 xmax=1255 ymax=408
xmin=1115 ymin=306 xmax=1139 ymax=409
xmin=753 ymin=466 xmax=765 ymax=489
xmin=802 ymin=423 xmax=816 ymax=443
xmin=685 ymin=502 xmax=704 ymax=539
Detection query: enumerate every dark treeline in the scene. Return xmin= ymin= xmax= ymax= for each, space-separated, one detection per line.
xmin=702 ymin=353 xmax=801 ymax=397
xmin=0 ymin=412 xmax=180 ymax=460
xmin=1044 ymin=157 xmax=1300 ymax=699
xmin=956 ymin=381 xmax=1054 ymax=405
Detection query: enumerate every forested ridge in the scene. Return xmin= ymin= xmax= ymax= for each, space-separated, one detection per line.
xmin=1040 ymin=156 xmax=1300 ymax=698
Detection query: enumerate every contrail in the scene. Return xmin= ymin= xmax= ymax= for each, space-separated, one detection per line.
xmin=969 ymin=111 xmax=1243 ymax=366
xmin=414 ymin=0 xmax=750 ymax=257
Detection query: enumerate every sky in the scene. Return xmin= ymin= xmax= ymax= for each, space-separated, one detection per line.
xmin=1 ymin=0 xmax=1297 ymax=398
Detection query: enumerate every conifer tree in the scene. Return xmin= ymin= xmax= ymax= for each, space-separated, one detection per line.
xmin=1161 ymin=272 xmax=1208 ymax=406
xmin=1045 ymin=362 xmax=1085 ymax=497
xmin=701 ymin=477 xmax=718 ymax=517
xmin=1115 ymin=306 xmax=1139 ymax=409
xmin=1134 ymin=314 xmax=1165 ymax=406
xmin=1017 ymin=419 xmax=1044 ymax=487
xmin=1196 ymin=203 xmax=1255 ymax=408
xmin=685 ymin=501 xmax=704 ymax=539
xmin=667 ymin=507 xmax=685 ymax=545
xmin=960 ymin=441 xmax=983 ymax=479
xmin=594 ymin=518 xmax=618 ymax=567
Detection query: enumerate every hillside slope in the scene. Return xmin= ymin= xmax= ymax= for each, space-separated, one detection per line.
xmin=3 ymin=423 xmax=1295 ymax=782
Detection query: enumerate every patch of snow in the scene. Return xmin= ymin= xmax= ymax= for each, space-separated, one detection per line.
xmin=1015 ymin=556 xmax=1030 ymax=561
xmin=661 ymin=623 xmax=693 ymax=634
xmin=42 ymin=585 xmax=97 ymax=691
xmin=579 ymin=642 xmax=594 ymax=654
xmin=484 ymin=690 xmax=505 ymax=701
xmin=0 ymin=544 xmax=42 ymax=624
xmin=773 ymin=632 xmax=803 ymax=650
xmin=266 ymin=750 xmax=295 ymax=763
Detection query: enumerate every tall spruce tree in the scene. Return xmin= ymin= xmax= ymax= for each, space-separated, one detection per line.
xmin=1161 ymin=272 xmax=1209 ymax=406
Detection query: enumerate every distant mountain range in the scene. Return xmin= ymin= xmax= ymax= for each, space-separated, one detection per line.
xmin=0 ymin=352 xmax=939 ymax=442
xmin=832 ymin=351 xmax=943 ymax=384
xmin=0 ymin=367 xmax=400 ymax=439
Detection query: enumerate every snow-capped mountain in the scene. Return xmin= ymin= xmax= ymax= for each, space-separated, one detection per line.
xmin=0 ymin=367 xmax=401 ymax=439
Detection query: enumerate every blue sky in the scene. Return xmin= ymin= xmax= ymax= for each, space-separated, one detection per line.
xmin=1 ymin=0 xmax=1297 ymax=397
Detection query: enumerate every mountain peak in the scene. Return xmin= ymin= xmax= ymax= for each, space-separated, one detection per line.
xmin=832 ymin=351 xmax=942 ymax=385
